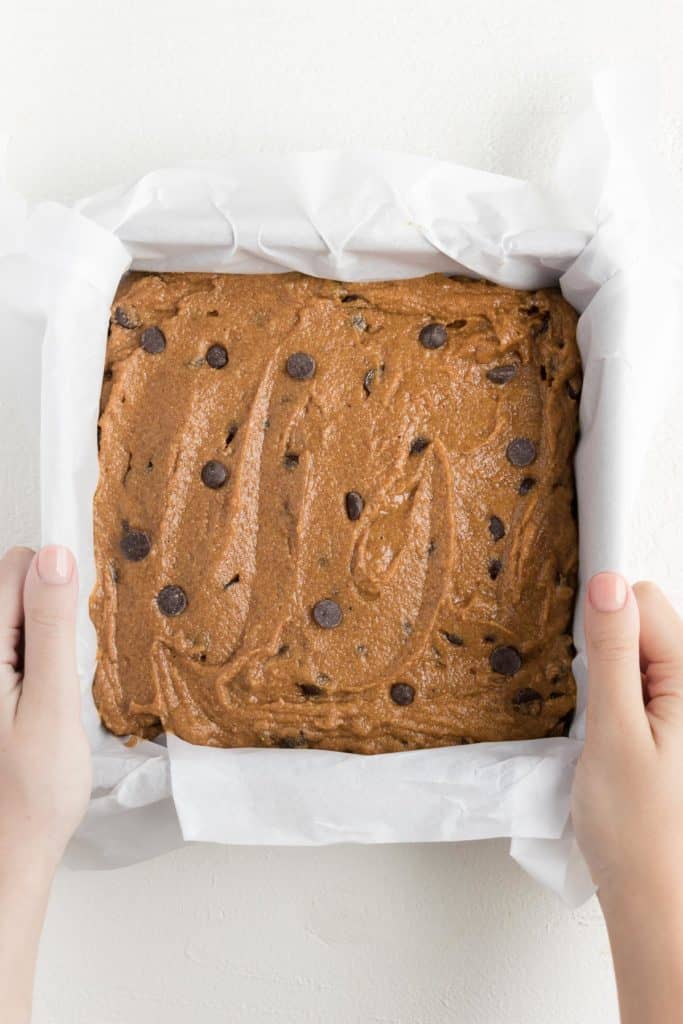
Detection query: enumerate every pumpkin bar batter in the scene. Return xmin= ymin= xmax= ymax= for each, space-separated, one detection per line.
xmin=91 ymin=271 xmax=580 ymax=753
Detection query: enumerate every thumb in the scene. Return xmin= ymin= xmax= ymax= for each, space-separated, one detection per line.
xmin=584 ymin=572 xmax=649 ymax=745
xmin=21 ymin=545 xmax=80 ymax=720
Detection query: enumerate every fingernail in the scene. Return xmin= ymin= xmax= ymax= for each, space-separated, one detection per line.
xmin=37 ymin=545 xmax=74 ymax=585
xmin=588 ymin=572 xmax=628 ymax=612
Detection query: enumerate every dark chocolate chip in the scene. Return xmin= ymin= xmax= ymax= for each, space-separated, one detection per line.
xmin=113 ymin=306 xmax=138 ymax=329
xmin=299 ymin=683 xmax=324 ymax=698
xmin=519 ymin=477 xmax=536 ymax=495
xmin=487 ymin=364 xmax=518 ymax=385
xmin=490 ymin=645 xmax=522 ymax=676
xmin=312 ymin=599 xmax=343 ymax=629
xmin=390 ymin=682 xmax=415 ymax=706
xmin=489 ymin=515 xmax=505 ymax=541
xmin=225 ymin=423 xmax=238 ymax=445
xmin=506 ymin=438 xmax=537 ymax=467
xmin=558 ymin=708 xmax=575 ymax=735
xmin=201 ymin=460 xmax=228 ymax=489
xmin=345 ymin=491 xmax=364 ymax=521
xmin=342 ymin=293 xmax=362 ymax=303
xmin=157 ymin=585 xmax=187 ymax=616
xmin=419 ymin=323 xmax=447 ymax=349
xmin=140 ymin=327 xmax=166 ymax=354
xmin=488 ymin=559 xmax=503 ymax=581
xmin=539 ymin=365 xmax=547 ymax=381
xmin=363 ymin=368 xmax=376 ymax=396
xmin=566 ymin=376 xmax=581 ymax=400
xmin=442 ymin=631 xmax=464 ymax=647
xmin=483 ymin=634 xmax=496 ymax=644
xmin=206 ymin=344 xmax=228 ymax=369
xmin=409 ymin=436 xmax=430 ymax=456
xmin=531 ymin=311 xmax=551 ymax=336
xmin=286 ymin=352 xmax=316 ymax=380
xmin=120 ymin=529 xmax=151 ymax=562
xmin=512 ymin=687 xmax=543 ymax=716
xmin=524 ymin=304 xmax=540 ymax=316
xmin=284 ymin=452 xmax=300 ymax=469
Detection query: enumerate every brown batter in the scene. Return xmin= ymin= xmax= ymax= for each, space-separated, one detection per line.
xmin=91 ymin=271 xmax=580 ymax=754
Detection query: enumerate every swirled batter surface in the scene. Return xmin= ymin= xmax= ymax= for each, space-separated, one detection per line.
xmin=91 ymin=272 xmax=580 ymax=753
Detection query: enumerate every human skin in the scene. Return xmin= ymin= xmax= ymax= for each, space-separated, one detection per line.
xmin=573 ymin=573 xmax=683 ymax=1024
xmin=0 ymin=546 xmax=91 ymax=1024
xmin=0 ymin=550 xmax=681 ymax=1022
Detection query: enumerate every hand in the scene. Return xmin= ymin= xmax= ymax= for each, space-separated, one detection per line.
xmin=572 ymin=573 xmax=683 ymax=1024
xmin=0 ymin=545 xmax=91 ymax=870
xmin=0 ymin=545 xmax=91 ymax=1024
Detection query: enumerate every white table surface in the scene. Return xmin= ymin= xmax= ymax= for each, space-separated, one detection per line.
xmin=1 ymin=1 xmax=681 ymax=1021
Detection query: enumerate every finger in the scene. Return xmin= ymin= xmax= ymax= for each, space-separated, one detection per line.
xmin=0 ymin=547 xmax=34 ymax=720
xmin=20 ymin=545 xmax=80 ymax=721
xmin=633 ymin=581 xmax=683 ymax=680
xmin=584 ymin=572 xmax=650 ymax=746
xmin=0 ymin=547 xmax=34 ymax=669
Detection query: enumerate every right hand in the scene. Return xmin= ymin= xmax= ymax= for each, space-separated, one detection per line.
xmin=572 ymin=573 xmax=683 ymax=1024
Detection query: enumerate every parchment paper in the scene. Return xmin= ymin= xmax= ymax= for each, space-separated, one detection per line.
xmin=1 ymin=73 xmax=679 ymax=905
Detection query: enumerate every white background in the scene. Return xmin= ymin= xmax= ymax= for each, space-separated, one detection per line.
xmin=1 ymin=1 xmax=681 ymax=1022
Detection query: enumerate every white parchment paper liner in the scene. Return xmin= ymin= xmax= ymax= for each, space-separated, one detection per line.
xmin=1 ymin=73 xmax=679 ymax=905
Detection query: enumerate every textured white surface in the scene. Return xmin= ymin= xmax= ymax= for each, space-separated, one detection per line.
xmin=1 ymin=0 xmax=681 ymax=1021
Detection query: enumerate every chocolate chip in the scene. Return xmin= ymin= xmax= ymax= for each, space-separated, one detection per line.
xmin=363 ymin=368 xmax=376 ymax=396
xmin=442 ymin=631 xmax=464 ymax=646
xmin=342 ymin=293 xmax=362 ymax=303
xmin=277 ymin=737 xmax=299 ymax=748
xmin=120 ymin=529 xmax=151 ymax=562
xmin=141 ymin=327 xmax=166 ymax=354
xmin=345 ymin=491 xmax=364 ymax=521
xmin=286 ymin=352 xmax=316 ymax=380
xmin=299 ymin=683 xmax=324 ymax=697
xmin=489 ymin=515 xmax=505 ymax=541
xmin=409 ymin=436 xmax=430 ymax=455
xmin=490 ymin=645 xmax=522 ymax=676
xmin=312 ymin=599 xmax=342 ymax=629
xmin=566 ymin=376 xmax=581 ymax=400
xmin=524 ymin=304 xmax=540 ymax=316
xmin=488 ymin=559 xmax=503 ymax=580
xmin=539 ymin=365 xmax=547 ymax=381
xmin=487 ymin=364 xmax=518 ymax=385
xmin=157 ymin=585 xmax=187 ymax=616
xmin=284 ymin=452 xmax=300 ymax=469
xmin=114 ymin=307 xmax=138 ymax=329
xmin=519 ymin=477 xmax=536 ymax=495
xmin=201 ymin=460 xmax=228 ymax=489
xmin=223 ymin=574 xmax=240 ymax=588
xmin=206 ymin=344 xmax=228 ymax=369
xmin=390 ymin=682 xmax=415 ymax=706
xmin=483 ymin=634 xmax=496 ymax=644
xmin=225 ymin=423 xmax=238 ymax=445
xmin=531 ymin=311 xmax=551 ymax=336
xmin=419 ymin=323 xmax=447 ymax=349
xmin=506 ymin=438 xmax=537 ymax=467
xmin=512 ymin=687 xmax=544 ymax=716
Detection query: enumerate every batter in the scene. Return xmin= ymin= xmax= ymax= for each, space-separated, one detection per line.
xmin=91 ymin=272 xmax=580 ymax=753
